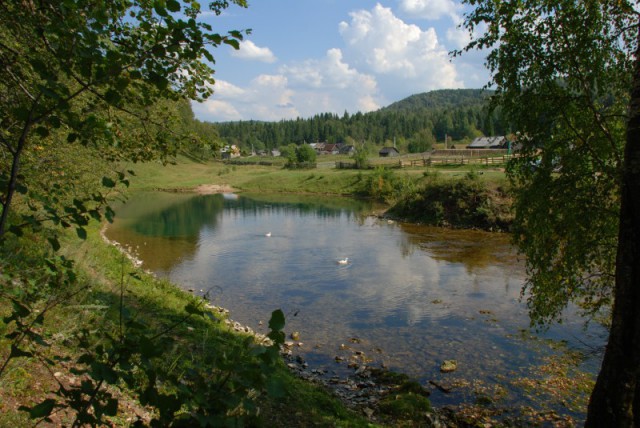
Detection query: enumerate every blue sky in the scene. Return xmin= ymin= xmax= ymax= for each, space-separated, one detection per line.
xmin=192 ymin=0 xmax=490 ymax=123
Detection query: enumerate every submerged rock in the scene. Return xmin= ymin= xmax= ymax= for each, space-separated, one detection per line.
xmin=440 ymin=360 xmax=458 ymax=373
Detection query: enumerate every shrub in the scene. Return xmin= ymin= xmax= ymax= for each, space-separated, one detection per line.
xmin=388 ymin=174 xmax=512 ymax=230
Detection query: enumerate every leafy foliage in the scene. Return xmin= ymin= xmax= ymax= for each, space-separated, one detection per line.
xmin=285 ymin=144 xmax=317 ymax=169
xmin=360 ymin=167 xmax=417 ymax=204
xmin=0 ymin=0 xmax=249 ymax=238
xmin=389 ymin=171 xmax=512 ymax=230
xmin=459 ymin=0 xmax=635 ymax=325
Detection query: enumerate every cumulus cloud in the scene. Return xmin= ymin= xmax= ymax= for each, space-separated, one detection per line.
xmin=191 ymin=99 xmax=243 ymax=122
xmin=195 ymin=48 xmax=384 ymax=122
xmin=192 ymin=3 xmax=492 ymax=122
xmin=193 ymin=75 xmax=299 ymax=122
xmin=230 ymin=40 xmax=277 ymax=63
xmin=399 ymin=0 xmax=461 ymax=20
xmin=338 ymin=4 xmax=463 ymax=98
xmin=279 ymin=48 xmax=383 ymax=115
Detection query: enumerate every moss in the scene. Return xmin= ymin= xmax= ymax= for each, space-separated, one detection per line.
xmin=378 ymin=392 xmax=432 ymax=420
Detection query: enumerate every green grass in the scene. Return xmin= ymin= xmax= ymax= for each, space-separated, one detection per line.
xmin=123 ymin=154 xmax=507 ymax=197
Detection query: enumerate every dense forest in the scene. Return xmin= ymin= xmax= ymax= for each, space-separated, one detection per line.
xmin=214 ymin=89 xmax=511 ymax=154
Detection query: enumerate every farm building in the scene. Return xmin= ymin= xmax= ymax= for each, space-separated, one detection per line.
xmin=466 ymin=136 xmax=508 ymax=149
xmin=379 ymin=147 xmax=400 ymax=157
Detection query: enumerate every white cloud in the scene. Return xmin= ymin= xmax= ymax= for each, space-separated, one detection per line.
xmin=195 ymin=48 xmax=384 ymax=122
xmin=212 ymin=79 xmax=245 ymax=98
xmin=194 ymin=75 xmax=299 ymax=122
xmin=230 ymin=40 xmax=277 ymax=63
xmin=399 ymin=0 xmax=461 ymax=20
xmin=281 ymin=48 xmax=378 ymax=93
xmin=191 ymin=99 xmax=243 ymax=122
xmin=338 ymin=4 xmax=462 ymax=97
xmin=191 ymin=2 xmax=493 ymax=122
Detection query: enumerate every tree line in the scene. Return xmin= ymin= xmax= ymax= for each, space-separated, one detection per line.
xmin=214 ymin=90 xmax=511 ymax=154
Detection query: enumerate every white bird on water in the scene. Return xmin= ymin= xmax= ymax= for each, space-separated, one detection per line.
xmin=265 ymin=232 xmax=272 ymax=237
xmin=337 ymin=257 xmax=349 ymax=265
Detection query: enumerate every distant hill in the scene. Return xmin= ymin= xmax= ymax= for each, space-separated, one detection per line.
xmin=381 ymin=88 xmax=494 ymax=112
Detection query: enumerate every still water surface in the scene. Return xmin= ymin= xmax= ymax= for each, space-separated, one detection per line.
xmin=106 ymin=191 xmax=606 ymax=416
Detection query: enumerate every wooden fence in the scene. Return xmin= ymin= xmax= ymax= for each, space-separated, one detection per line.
xmin=421 ymin=155 xmax=515 ymax=167
xmin=337 ymin=155 xmax=514 ymax=170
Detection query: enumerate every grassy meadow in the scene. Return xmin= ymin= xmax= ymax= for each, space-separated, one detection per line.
xmin=125 ymin=153 xmax=509 ymax=196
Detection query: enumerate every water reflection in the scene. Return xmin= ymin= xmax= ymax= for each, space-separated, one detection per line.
xmin=106 ymin=192 xmax=605 ymax=418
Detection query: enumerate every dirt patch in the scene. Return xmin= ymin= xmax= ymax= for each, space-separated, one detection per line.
xmin=193 ymin=184 xmax=237 ymax=194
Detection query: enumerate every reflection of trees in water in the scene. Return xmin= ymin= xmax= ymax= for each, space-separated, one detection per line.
xmin=110 ymin=193 xmax=374 ymax=272
xmin=224 ymin=194 xmax=373 ymax=222
xmin=132 ymin=194 xmax=225 ymax=237
xmin=398 ymin=223 xmax=519 ymax=271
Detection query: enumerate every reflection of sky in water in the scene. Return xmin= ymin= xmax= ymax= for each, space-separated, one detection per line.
xmin=107 ymin=192 xmax=607 ymax=417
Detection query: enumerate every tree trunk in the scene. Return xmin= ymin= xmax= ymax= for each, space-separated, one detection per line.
xmin=585 ymin=21 xmax=640 ymax=428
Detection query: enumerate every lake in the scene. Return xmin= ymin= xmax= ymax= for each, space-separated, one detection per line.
xmin=105 ymin=191 xmax=606 ymax=420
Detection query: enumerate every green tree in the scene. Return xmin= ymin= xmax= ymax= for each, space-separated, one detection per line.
xmin=460 ymin=0 xmax=639 ymax=424
xmin=279 ymin=143 xmax=298 ymax=160
xmin=0 ymin=0 xmax=248 ymax=238
xmin=296 ymin=143 xmax=317 ymax=164
xmin=407 ymin=129 xmax=436 ymax=153
xmin=351 ymin=141 xmax=371 ymax=169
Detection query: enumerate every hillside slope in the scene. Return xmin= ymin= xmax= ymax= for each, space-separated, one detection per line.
xmin=381 ymin=88 xmax=494 ymax=112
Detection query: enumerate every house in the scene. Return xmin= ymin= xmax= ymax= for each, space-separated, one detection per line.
xmin=270 ymin=149 xmax=281 ymax=157
xmin=323 ymin=143 xmax=339 ymax=155
xmin=220 ymin=144 xmax=241 ymax=159
xmin=379 ymin=147 xmax=400 ymax=157
xmin=466 ymin=136 xmax=508 ymax=149
xmin=340 ymin=145 xmax=355 ymax=155
xmin=312 ymin=142 xmax=326 ymax=154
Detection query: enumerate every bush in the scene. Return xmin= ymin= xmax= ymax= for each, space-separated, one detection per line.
xmin=360 ymin=167 xmax=416 ymax=203
xmin=388 ymin=173 xmax=512 ymax=230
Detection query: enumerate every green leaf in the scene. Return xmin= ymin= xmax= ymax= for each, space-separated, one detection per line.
xmin=149 ymin=72 xmax=169 ymax=91
xmin=49 ymin=115 xmax=61 ymax=128
xmin=137 ymin=336 xmax=158 ymax=358
xmin=11 ymin=299 xmax=31 ymax=317
xmin=77 ymin=353 xmax=95 ymax=365
xmin=154 ymin=2 xmax=168 ymax=17
xmin=10 ymin=344 xmax=34 ymax=359
xmin=76 ymin=227 xmax=87 ymax=240
xmin=102 ymin=176 xmax=116 ymax=188
xmin=19 ymin=398 xmax=56 ymax=419
xmin=48 ymin=237 xmax=61 ymax=251
xmin=268 ymin=309 xmax=285 ymax=332
xmin=267 ymin=330 xmax=285 ymax=345
xmin=8 ymin=225 xmax=23 ymax=236
xmin=35 ymin=126 xmax=50 ymax=138
xmin=266 ymin=376 xmax=285 ymax=398
xmin=185 ymin=302 xmax=203 ymax=316
xmin=167 ymin=0 xmax=181 ymax=12
xmin=224 ymin=38 xmax=240 ymax=50
xmin=104 ymin=89 xmax=122 ymax=105
xmin=104 ymin=398 xmax=118 ymax=416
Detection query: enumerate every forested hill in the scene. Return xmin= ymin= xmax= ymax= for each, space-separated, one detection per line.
xmin=381 ymin=89 xmax=494 ymax=112
xmin=214 ymin=88 xmax=509 ymax=154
